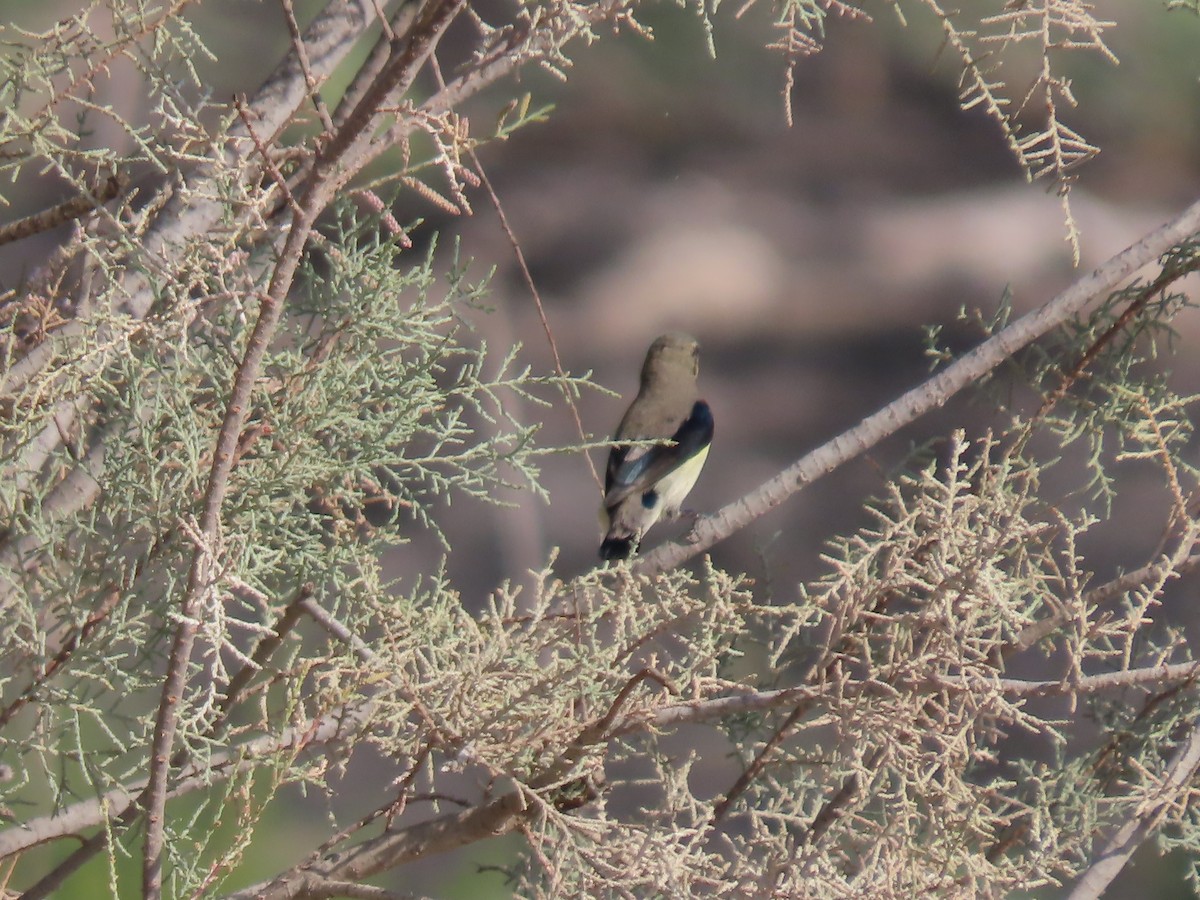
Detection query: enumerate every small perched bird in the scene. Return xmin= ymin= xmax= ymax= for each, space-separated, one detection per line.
xmin=600 ymin=332 xmax=714 ymax=561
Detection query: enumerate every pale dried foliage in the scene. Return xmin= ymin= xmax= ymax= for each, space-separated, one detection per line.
xmin=726 ymin=0 xmax=1117 ymax=258
xmin=1 ymin=1 xmax=1200 ymax=899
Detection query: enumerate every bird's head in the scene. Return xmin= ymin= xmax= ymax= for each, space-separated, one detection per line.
xmin=641 ymin=332 xmax=700 ymax=387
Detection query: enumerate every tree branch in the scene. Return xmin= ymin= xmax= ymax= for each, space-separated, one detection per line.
xmin=0 ymin=0 xmax=629 ymax=598
xmin=0 ymin=695 xmax=372 ymax=861
xmin=223 ymin=658 xmax=1200 ymax=894
xmin=0 ymin=0 xmax=376 ymax=401
xmin=635 ymin=196 xmax=1200 ymax=574
xmin=0 ymin=0 xmax=388 ymax=608
xmin=14 ymin=577 xmax=309 ymax=899
xmin=0 ymin=174 xmax=124 ymax=246
xmin=7 ymin=650 xmax=1194 ymax=884
xmin=1065 ymin=718 xmax=1200 ymax=900
xmin=300 ymin=882 xmax=431 ymax=900
xmin=221 ymin=791 xmax=532 ymax=900
xmin=1009 ymin=550 xmax=1200 ymax=657
xmin=141 ymin=4 xmax=467 ymax=890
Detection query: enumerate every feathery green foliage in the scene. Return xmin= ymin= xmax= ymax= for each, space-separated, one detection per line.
xmin=1 ymin=1 xmax=1199 ymax=898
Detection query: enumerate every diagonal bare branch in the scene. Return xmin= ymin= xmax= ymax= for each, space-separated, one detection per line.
xmin=636 ymin=195 xmax=1200 ymax=574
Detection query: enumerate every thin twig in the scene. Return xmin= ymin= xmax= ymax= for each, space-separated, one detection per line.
xmin=0 ymin=589 xmax=119 ymax=730
xmin=218 ymin=583 xmax=314 ymax=720
xmin=286 ymin=2 xmax=419 ymax=192
xmin=234 ymin=95 xmax=305 ymax=220
xmin=465 ymin=143 xmax=602 ymax=492
xmin=1066 ymin=718 xmax=1200 ymax=900
xmin=299 ymin=596 xmax=377 ymax=664
xmin=279 ymin=0 xmax=336 ymax=134
xmin=246 ymin=748 xmax=436 ymax=900
xmin=369 ymin=0 xmax=397 ymax=41
xmin=936 ymin=661 xmax=1200 ymax=697
xmin=18 ymin=581 xmax=317 ymax=898
xmin=312 ymin=0 xmax=467 ymax=198
xmin=302 ymin=882 xmax=430 ymax=900
xmin=221 ymin=792 xmax=533 ymax=900
xmin=422 ymin=45 xmax=601 ymax=491
xmin=142 ymin=5 xmax=468 ymax=888
xmin=0 ymin=175 xmax=124 ymax=246
xmin=11 ymin=655 xmax=1200 ymax=873
xmin=711 ymin=700 xmax=812 ymax=824
xmin=635 ymin=196 xmax=1200 ymax=574
xmin=1008 ymin=544 xmax=1200 ymax=657
xmin=1031 ymin=263 xmax=1187 ymax=425
xmin=801 ymin=746 xmax=887 ymax=846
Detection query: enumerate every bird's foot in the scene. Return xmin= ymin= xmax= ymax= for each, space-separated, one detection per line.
xmin=664 ymin=507 xmax=705 ymax=543
xmin=662 ymin=506 xmax=700 ymax=525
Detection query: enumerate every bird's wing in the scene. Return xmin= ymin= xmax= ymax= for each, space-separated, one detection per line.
xmin=604 ymin=400 xmax=714 ymax=508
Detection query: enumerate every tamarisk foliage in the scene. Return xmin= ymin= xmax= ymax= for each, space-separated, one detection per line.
xmin=1 ymin=1 xmax=1199 ymax=898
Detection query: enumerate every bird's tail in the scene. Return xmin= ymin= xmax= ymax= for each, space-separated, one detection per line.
xmin=599 ymin=535 xmax=635 ymax=561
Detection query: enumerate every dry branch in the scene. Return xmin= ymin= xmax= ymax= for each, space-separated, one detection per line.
xmin=637 ymin=196 xmax=1200 ymax=573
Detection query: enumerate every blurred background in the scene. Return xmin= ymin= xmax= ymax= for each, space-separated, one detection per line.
xmin=3 ymin=0 xmax=1200 ymax=895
